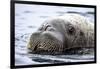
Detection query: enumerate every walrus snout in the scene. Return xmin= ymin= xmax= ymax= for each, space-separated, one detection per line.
xmin=27 ymin=31 xmax=64 ymax=55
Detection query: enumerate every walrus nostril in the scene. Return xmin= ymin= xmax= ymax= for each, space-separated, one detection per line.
xmin=33 ymin=45 xmax=37 ymax=51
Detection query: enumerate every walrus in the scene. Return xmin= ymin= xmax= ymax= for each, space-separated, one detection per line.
xmin=27 ymin=14 xmax=94 ymax=55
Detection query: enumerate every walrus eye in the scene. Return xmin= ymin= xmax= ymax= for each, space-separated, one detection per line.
xmin=68 ymin=25 xmax=75 ymax=34
xmin=44 ymin=25 xmax=52 ymax=31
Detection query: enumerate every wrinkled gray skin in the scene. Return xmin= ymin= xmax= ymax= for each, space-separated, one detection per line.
xmin=27 ymin=14 xmax=94 ymax=55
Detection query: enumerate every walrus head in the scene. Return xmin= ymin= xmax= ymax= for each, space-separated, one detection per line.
xmin=27 ymin=20 xmax=66 ymax=55
xmin=27 ymin=14 xmax=94 ymax=55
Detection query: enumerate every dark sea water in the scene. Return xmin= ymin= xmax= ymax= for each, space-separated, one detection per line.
xmin=15 ymin=4 xmax=95 ymax=65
